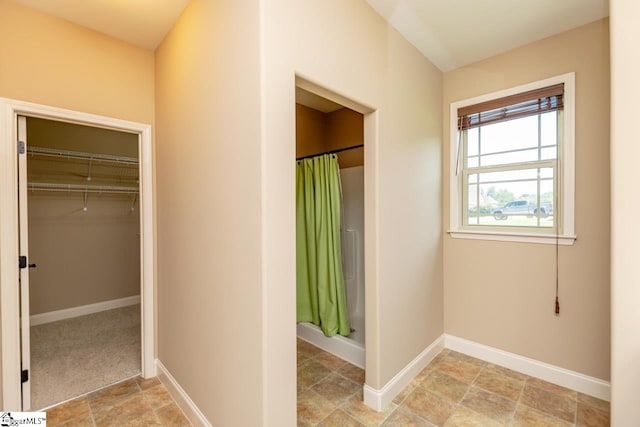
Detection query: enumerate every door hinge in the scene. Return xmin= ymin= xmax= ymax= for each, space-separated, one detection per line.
xmin=17 ymin=140 xmax=25 ymax=154
xmin=21 ymin=369 xmax=28 ymax=383
xmin=19 ymin=256 xmax=27 ymax=269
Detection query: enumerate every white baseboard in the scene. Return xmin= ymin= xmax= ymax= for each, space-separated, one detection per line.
xmin=297 ymin=322 xmax=365 ymax=368
xmin=30 ymin=295 xmax=140 ymax=326
xmin=363 ymin=335 xmax=445 ymax=411
xmin=156 ymin=360 xmax=211 ymax=427
xmin=444 ymin=334 xmax=611 ymax=401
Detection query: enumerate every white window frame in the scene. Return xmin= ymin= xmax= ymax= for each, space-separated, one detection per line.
xmin=448 ymin=73 xmax=576 ymax=245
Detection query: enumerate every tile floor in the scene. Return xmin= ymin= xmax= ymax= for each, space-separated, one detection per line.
xmin=44 ymin=342 xmax=610 ymax=426
xmin=297 ymin=339 xmax=610 ymax=426
xmin=45 ymin=376 xmax=191 ymax=426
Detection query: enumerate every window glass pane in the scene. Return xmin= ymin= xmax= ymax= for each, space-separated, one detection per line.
xmin=540 ymin=111 xmax=557 ymax=149
xmin=540 ymin=167 xmax=554 ymax=179
xmin=541 ymin=146 xmax=557 ymax=160
xmin=539 ymin=185 xmax=555 ymax=227
xmin=467 ymin=128 xmax=479 ymax=156
xmin=479 ymin=168 xmax=538 ymax=184
xmin=480 ymin=148 xmax=539 ymax=166
xmin=480 ymin=115 xmax=538 ymax=155
xmin=539 ymin=168 xmax=555 ymax=227
xmin=467 ymin=156 xmax=479 ymax=168
xmin=466 ymin=181 xmax=480 ymax=225
xmin=466 ymin=167 xmax=555 ymax=228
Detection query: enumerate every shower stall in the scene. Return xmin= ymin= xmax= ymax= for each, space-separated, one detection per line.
xmin=297 ymin=165 xmax=365 ymax=368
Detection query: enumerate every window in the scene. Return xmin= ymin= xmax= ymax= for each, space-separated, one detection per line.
xmin=449 ymin=73 xmax=576 ymax=245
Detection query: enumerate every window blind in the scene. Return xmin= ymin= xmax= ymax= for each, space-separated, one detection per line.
xmin=458 ymin=83 xmax=564 ymax=131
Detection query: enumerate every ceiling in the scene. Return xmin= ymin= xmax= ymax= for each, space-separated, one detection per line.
xmin=13 ymin=0 xmax=608 ymax=71
xmin=12 ymin=0 xmax=190 ymax=50
xmin=296 ymin=88 xmax=344 ymax=113
xmin=365 ymin=0 xmax=609 ymax=71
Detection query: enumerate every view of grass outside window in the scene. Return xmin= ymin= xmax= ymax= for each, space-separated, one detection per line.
xmin=459 ymin=85 xmax=563 ymax=231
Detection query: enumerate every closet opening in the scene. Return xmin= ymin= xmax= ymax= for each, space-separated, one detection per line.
xmin=0 ymin=98 xmax=155 ymax=412
xmin=295 ymin=81 xmax=372 ymax=419
xmin=25 ymin=117 xmax=142 ymax=410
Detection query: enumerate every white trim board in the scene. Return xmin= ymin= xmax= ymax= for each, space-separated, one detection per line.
xmin=156 ymin=360 xmax=211 ymax=427
xmin=363 ymin=335 xmax=445 ymax=411
xmin=444 ymin=334 xmax=610 ymax=401
xmin=363 ymin=333 xmax=610 ymax=413
xmin=30 ymin=295 xmax=141 ymax=326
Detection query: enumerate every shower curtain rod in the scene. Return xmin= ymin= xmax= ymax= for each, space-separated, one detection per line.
xmin=296 ymin=144 xmax=363 ymax=161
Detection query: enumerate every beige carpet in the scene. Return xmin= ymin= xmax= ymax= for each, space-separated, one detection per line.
xmin=30 ymin=304 xmax=141 ymax=410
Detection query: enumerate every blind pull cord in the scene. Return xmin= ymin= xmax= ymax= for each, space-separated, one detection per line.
xmin=455 ymin=117 xmax=463 ymax=176
xmin=555 ymin=236 xmax=560 ymax=315
xmin=555 ymin=190 xmax=560 ymax=316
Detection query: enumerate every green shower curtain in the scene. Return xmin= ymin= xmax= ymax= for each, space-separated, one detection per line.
xmin=296 ymin=154 xmax=351 ymax=337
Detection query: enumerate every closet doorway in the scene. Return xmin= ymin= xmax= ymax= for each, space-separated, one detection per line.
xmin=0 ymin=99 xmax=155 ymax=411
xmin=27 ymin=117 xmax=141 ymax=409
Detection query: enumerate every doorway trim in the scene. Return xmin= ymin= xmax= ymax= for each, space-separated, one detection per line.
xmin=0 ymin=98 xmax=155 ymax=410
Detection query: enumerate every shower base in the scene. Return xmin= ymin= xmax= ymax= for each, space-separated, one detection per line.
xmin=297 ymin=318 xmax=365 ymax=369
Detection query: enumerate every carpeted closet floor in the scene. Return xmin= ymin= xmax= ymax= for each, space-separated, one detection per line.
xmin=30 ymin=304 xmax=141 ymax=410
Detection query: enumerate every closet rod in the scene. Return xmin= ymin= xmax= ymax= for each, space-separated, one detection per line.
xmin=27 ymin=146 xmax=139 ymax=165
xmin=296 ymin=144 xmax=363 ymax=161
xmin=28 ymin=182 xmax=139 ymax=194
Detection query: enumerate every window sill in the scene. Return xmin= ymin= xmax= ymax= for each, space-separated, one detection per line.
xmin=447 ymin=229 xmax=576 ymax=245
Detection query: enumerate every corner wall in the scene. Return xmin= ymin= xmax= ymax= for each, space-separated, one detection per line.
xmin=443 ymin=19 xmax=610 ymax=380
xmin=295 ymin=104 xmax=364 ymax=168
xmin=262 ymin=2 xmax=443 ymax=424
xmin=154 ymin=0 xmax=264 ymax=425
xmin=610 ymin=0 xmax=640 ymax=423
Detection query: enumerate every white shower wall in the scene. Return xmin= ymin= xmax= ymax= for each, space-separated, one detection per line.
xmin=340 ymin=166 xmax=365 ymax=346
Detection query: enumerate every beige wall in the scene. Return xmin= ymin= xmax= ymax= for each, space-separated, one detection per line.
xmin=26 ymin=117 xmax=139 ymax=158
xmin=296 ymin=104 xmax=364 ymax=168
xmin=263 ymin=3 xmax=443 ymax=424
xmin=296 ymin=104 xmax=326 ymax=153
xmin=443 ymin=20 xmax=610 ymax=380
xmin=326 ymin=108 xmax=364 ymax=168
xmin=0 ymin=0 xmax=154 ymax=408
xmin=0 ymin=1 xmax=155 ymax=125
xmin=610 ymin=0 xmax=640 ymax=423
xmin=28 ymin=197 xmax=140 ymax=314
xmin=154 ymin=0 xmax=264 ymax=425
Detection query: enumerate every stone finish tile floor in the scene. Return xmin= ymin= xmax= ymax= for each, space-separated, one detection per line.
xmin=46 ymin=376 xmax=191 ymax=426
xmin=44 ymin=342 xmax=609 ymax=426
xmin=297 ymin=339 xmax=610 ymax=426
